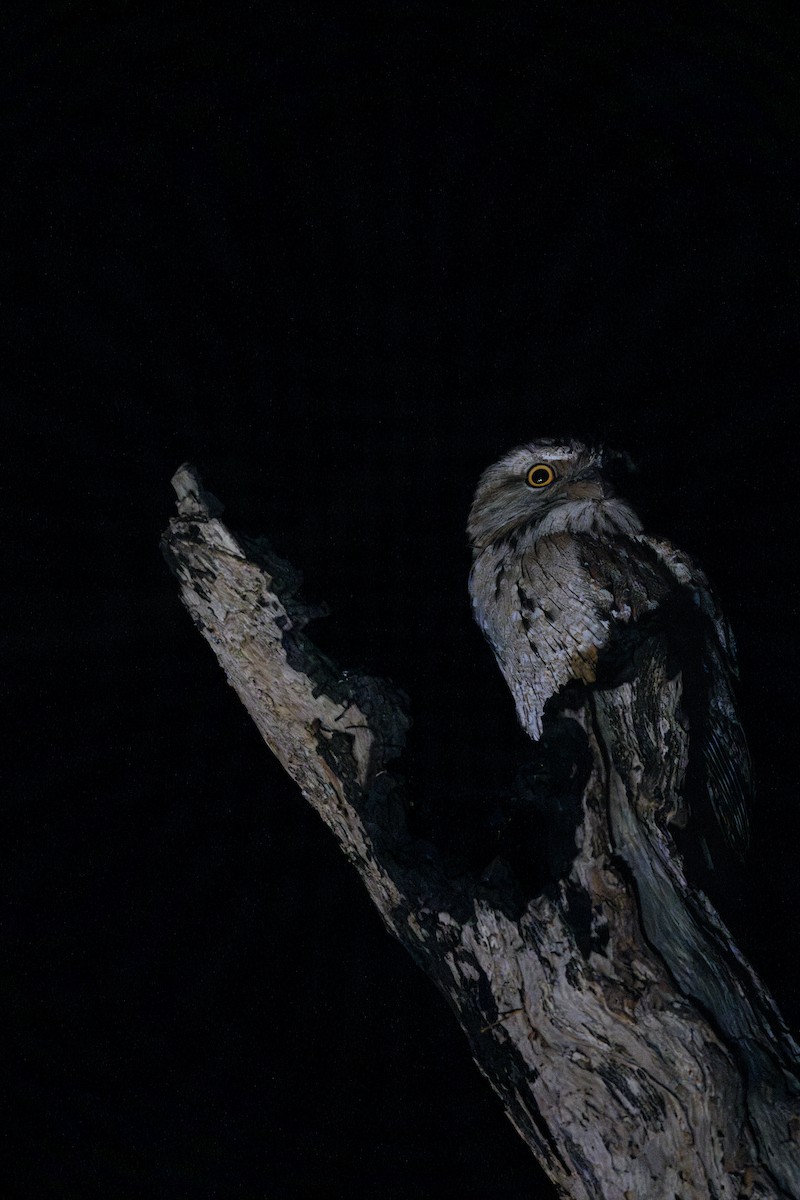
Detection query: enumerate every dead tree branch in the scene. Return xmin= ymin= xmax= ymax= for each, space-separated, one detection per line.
xmin=161 ymin=465 xmax=800 ymax=1200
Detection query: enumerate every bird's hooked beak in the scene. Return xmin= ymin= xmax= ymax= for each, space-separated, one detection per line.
xmin=565 ymin=469 xmax=615 ymax=501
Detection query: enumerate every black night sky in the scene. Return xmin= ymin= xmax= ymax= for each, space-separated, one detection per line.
xmin=6 ymin=5 xmax=800 ymax=1197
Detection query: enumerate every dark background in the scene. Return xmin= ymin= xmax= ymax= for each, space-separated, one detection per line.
xmin=6 ymin=4 xmax=800 ymax=1197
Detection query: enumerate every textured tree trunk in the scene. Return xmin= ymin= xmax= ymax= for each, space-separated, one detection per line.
xmin=161 ymin=465 xmax=800 ymax=1200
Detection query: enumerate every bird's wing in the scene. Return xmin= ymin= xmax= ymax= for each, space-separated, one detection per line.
xmin=637 ymin=535 xmax=751 ymax=855
xmin=472 ymin=529 xmax=751 ymax=854
xmin=700 ymin=672 xmax=752 ymax=854
xmin=638 ymin=536 xmax=740 ymax=671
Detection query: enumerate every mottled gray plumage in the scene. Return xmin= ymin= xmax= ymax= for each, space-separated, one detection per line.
xmin=468 ymin=438 xmax=750 ymax=853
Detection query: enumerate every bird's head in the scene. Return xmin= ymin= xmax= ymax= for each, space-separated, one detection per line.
xmin=467 ymin=438 xmax=641 ymax=551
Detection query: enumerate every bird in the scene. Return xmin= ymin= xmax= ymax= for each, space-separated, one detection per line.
xmin=467 ymin=437 xmax=750 ymax=856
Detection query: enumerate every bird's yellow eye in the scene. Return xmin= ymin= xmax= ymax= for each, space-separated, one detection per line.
xmin=526 ymin=463 xmax=555 ymax=488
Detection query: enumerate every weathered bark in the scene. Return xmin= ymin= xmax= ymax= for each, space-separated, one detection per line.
xmin=161 ymin=464 xmax=800 ymax=1200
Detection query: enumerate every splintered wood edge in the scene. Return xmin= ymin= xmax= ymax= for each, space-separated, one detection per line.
xmin=161 ymin=463 xmax=425 ymax=922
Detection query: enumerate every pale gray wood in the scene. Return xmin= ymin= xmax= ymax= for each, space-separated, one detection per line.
xmin=162 ymin=464 xmax=800 ymax=1200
